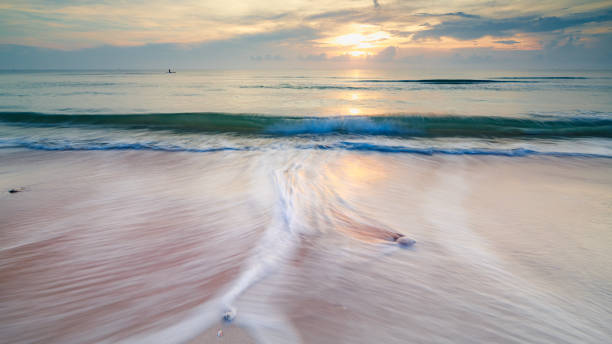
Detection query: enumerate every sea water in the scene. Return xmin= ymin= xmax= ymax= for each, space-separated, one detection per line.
xmin=0 ymin=69 xmax=611 ymax=343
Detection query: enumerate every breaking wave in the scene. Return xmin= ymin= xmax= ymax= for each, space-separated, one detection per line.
xmin=1 ymin=112 xmax=610 ymax=138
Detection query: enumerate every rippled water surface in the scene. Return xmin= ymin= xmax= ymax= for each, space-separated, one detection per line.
xmin=1 ymin=69 xmax=611 ymax=116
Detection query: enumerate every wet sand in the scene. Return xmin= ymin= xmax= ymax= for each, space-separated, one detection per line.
xmin=1 ymin=149 xmax=611 ymax=343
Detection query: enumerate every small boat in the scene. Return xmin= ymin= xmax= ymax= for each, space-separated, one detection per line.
xmin=168 ymin=69 xmax=176 ymax=74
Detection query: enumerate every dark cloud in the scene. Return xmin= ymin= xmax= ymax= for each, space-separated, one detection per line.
xmin=414 ymin=9 xmax=612 ymax=40
xmin=446 ymin=12 xmax=480 ymax=19
xmin=416 ymin=12 xmax=480 ymax=19
xmin=494 ymin=40 xmax=519 ymax=45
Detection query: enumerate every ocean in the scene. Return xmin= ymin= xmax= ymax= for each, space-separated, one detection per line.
xmin=0 ymin=69 xmax=611 ymax=343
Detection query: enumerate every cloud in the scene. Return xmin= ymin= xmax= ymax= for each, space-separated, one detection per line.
xmin=370 ymin=46 xmax=396 ymax=61
xmin=0 ymin=26 xmax=315 ymax=69
xmin=329 ymin=53 xmax=352 ymax=62
xmin=414 ymin=9 xmax=612 ymax=40
xmin=494 ymin=40 xmax=519 ymax=45
xmin=249 ymin=54 xmax=283 ymax=61
xmin=1 ymin=1 xmax=612 ymax=69
xmin=299 ymin=53 xmax=327 ymax=61
xmin=233 ymin=26 xmax=319 ymax=43
xmin=416 ymin=12 xmax=480 ymax=19
xmin=306 ymin=10 xmax=360 ymax=21
xmin=304 ymin=8 xmax=391 ymax=24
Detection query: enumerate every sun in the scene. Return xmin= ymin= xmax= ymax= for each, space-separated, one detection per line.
xmin=335 ymin=33 xmax=366 ymax=46
xmin=333 ymin=31 xmax=390 ymax=47
xmin=330 ymin=30 xmax=391 ymax=57
xmin=349 ymin=108 xmax=360 ymax=115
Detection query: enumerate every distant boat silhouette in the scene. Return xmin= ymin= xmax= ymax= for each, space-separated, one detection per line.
xmin=168 ymin=69 xmax=176 ymax=74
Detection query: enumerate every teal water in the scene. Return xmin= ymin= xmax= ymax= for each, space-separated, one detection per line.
xmin=0 ymin=69 xmax=611 ymax=156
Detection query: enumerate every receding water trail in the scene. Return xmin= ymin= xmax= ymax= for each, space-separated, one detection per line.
xmin=120 ymin=150 xmax=415 ymax=343
xmin=219 ymin=151 xmax=414 ymax=324
xmin=220 ymin=164 xmax=304 ymax=321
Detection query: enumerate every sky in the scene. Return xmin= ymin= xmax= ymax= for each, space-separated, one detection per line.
xmin=1 ymin=0 xmax=611 ymax=69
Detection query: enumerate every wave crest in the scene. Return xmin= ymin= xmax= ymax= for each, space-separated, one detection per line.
xmin=1 ymin=112 xmax=610 ymax=139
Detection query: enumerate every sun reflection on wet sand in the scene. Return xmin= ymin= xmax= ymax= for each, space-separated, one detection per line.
xmin=325 ymin=154 xmax=387 ymax=198
xmin=320 ymin=154 xmax=409 ymax=244
xmin=335 ymin=155 xmax=386 ymax=183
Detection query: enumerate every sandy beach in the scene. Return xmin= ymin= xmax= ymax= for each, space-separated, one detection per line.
xmin=1 ymin=149 xmax=610 ymax=343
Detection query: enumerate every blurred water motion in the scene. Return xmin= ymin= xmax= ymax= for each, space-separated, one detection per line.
xmin=1 ymin=150 xmax=611 ymax=343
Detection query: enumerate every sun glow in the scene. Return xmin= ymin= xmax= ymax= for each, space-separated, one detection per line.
xmin=328 ymin=30 xmax=392 ymax=58
xmin=335 ymin=33 xmax=365 ymax=46
xmin=333 ymin=31 xmax=391 ymax=47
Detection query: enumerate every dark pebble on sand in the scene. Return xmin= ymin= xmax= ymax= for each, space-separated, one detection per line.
xmin=396 ymin=237 xmax=416 ymax=247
